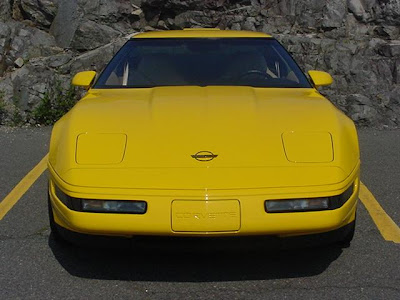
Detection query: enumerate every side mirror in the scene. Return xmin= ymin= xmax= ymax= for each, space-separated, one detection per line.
xmin=72 ymin=71 xmax=97 ymax=88
xmin=308 ymin=70 xmax=333 ymax=88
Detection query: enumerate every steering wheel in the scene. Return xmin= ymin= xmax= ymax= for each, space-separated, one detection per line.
xmin=237 ymin=70 xmax=272 ymax=80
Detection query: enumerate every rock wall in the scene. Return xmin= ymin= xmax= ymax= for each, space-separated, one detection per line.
xmin=0 ymin=0 xmax=399 ymax=127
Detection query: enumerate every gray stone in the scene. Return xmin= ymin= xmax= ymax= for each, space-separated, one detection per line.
xmin=0 ymin=0 xmax=11 ymax=22
xmin=242 ymin=17 xmax=257 ymax=31
xmin=50 ymin=0 xmax=82 ymax=48
xmin=348 ymin=0 xmax=400 ymax=25
xmin=10 ymin=37 xmax=25 ymax=56
xmin=378 ymin=0 xmax=400 ymax=26
xmin=233 ymin=15 xmax=245 ymax=23
xmin=395 ymin=59 xmax=400 ymax=84
xmin=389 ymin=86 xmax=400 ymax=104
xmin=346 ymin=94 xmax=373 ymax=106
xmin=378 ymin=41 xmax=400 ymax=57
xmin=18 ymin=29 xmax=30 ymax=37
xmin=78 ymin=0 xmax=134 ymax=24
xmin=335 ymin=41 xmax=358 ymax=55
xmin=59 ymin=36 xmax=129 ymax=75
xmin=0 ymin=22 xmax=11 ymax=38
xmin=348 ymin=0 xmax=367 ymax=21
xmin=132 ymin=8 xmax=143 ymax=16
xmin=132 ymin=0 xmax=143 ymax=6
xmin=7 ymin=25 xmax=58 ymax=63
xmin=375 ymin=25 xmax=400 ymax=39
xmin=14 ymin=57 xmax=25 ymax=68
xmin=388 ymin=42 xmax=400 ymax=57
xmin=70 ymin=20 xmax=121 ymax=51
xmin=322 ymin=0 xmax=346 ymax=28
xmin=231 ymin=23 xmax=241 ymax=31
xmin=157 ymin=20 xmax=168 ymax=30
xmin=0 ymin=37 xmax=4 ymax=52
xmin=174 ymin=11 xmax=212 ymax=28
xmin=31 ymin=29 xmax=57 ymax=48
xmin=349 ymin=104 xmax=379 ymax=123
xmin=20 ymin=0 xmax=59 ymax=27
xmin=47 ymin=53 xmax=73 ymax=68
xmin=143 ymin=25 xmax=155 ymax=31
xmin=367 ymin=38 xmax=386 ymax=54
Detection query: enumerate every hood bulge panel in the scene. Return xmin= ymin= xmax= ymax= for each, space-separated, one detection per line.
xmin=282 ymin=131 xmax=334 ymax=163
xmin=50 ymin=86 xmax=358 ymax=189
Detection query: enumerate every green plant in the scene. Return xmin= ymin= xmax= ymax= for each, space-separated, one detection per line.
xmin=11 ymin=96 xmax=24 ymax=126
xmin=11 ymin=108 xmax=24 ymax=126
xmin=33 ymin=81 xmax=79 ymax=125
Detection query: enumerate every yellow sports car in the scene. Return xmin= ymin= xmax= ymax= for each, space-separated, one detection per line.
xmin=48 ymin=29 xmax=360 ymax=246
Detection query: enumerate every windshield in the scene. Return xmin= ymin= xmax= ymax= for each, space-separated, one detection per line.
xmin=94 ymin=38 xmax=311 ymax=89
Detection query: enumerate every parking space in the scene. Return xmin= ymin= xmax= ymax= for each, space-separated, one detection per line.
xmin=0 ymin=127 xmax=51 ymax=201
xmin=0 ymin=127 xmax=399 ymax=299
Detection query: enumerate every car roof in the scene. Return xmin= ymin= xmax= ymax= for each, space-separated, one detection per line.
xmin=132 ymin=28 xmax=272 ymax=39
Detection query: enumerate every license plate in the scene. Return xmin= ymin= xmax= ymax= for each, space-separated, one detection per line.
xmin=171 ymin=200 xmax=241 ymax=232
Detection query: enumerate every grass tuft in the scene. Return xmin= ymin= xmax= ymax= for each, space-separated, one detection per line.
xmin=33 ymin=81 xmax=79 ymax=125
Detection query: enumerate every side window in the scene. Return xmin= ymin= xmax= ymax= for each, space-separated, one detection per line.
xmin=264 ymin=46 xmax=300 ymax=83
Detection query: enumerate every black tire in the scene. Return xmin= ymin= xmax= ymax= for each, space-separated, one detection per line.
xmin=48 ymin=193 xmax=63 ymax=242
xmin=337 ymin=217 xmax=356 ymax=247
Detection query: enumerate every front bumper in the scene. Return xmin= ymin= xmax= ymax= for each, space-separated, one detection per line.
xmin=48 ymin=164 xmax=359 ymax=238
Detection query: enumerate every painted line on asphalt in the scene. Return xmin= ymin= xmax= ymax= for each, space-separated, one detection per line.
xmin=0 ymin=154 xmax=48 ymax=220
xmin=359 ymin=182 xmax=400 ymax=243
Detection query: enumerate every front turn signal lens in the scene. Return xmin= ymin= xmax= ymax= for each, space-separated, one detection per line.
xmin=265 ymin=183 xmax=354 ymax=213
xmin=81 ymin=200 xmax=147 ymax=214
xmin=265 ymin=198 xmax=329 ymax=213
xmin=53 ymin=183 xmax=147 ymax=214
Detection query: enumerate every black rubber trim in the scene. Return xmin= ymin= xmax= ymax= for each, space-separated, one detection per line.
xmin=264 ymin=183 xmax=355 ymax=213
xmin=51 ymin=219 xmax=356 ymax=250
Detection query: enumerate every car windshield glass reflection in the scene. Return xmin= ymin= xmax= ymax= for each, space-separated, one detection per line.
xmin=95 ymin=38 xmax=311 ymax=89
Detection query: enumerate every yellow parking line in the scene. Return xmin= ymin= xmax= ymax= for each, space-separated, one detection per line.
xmin=0 ymin=154 xmax=48 ymax=220
xmin=359 ymin=182 xmax=400 ymax=243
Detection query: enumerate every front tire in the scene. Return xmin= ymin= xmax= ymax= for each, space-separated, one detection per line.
xmin=48 ymin=193 xmax=63 ymax=241
xmin=337 ymin=217 xmax=356 ymax=247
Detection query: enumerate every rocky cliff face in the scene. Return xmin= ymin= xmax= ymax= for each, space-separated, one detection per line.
xmin=0 ymin=0 xmax=399 ymax=127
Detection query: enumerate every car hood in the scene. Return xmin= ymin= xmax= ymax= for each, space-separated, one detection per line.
xmin=49 ymin=86 xmax=359 ymax=189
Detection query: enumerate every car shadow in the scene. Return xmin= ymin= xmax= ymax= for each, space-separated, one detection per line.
xmin=49 ymin=234 xmax=344 ymax=282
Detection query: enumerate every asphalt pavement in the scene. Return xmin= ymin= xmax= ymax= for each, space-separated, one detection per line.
xmin=0 ymin=127 xmax=399 ymax=299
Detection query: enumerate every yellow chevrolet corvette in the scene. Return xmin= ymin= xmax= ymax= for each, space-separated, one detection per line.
xmin=48 ymin=29 xmax=360 ymax=246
